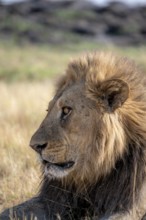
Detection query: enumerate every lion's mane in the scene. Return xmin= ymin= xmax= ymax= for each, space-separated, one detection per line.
xmin=40 ymin=53 xmax=146 ymax=219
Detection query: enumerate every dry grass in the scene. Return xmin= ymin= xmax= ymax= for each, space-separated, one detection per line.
xmin=0 ymin=81 xmax=54 ymax=213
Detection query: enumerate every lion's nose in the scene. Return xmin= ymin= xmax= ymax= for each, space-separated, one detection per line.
xmin=29 ymin=140 xmax=48 ymax=154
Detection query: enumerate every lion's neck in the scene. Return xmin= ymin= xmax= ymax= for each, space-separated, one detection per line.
xmin=88 ymin=142 xmax=146 ymax=217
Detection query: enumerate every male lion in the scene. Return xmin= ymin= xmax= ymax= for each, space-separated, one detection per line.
xmin=1 ymin=53 xmax=146 ymax=220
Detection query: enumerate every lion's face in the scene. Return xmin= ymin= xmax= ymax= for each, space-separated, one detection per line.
xmin=30 ymin=53 xmax=131 ymax=186
xmin=30 ymin=82 xmax=98 ymax=180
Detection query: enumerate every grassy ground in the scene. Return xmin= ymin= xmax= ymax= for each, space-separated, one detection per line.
xmin=0 ymin=41 xmax=146 ymax=215
xmin=0 ymin=81 xmax=54 ymax=213
xmin=0 ymin=40 xmax=146 ymax=82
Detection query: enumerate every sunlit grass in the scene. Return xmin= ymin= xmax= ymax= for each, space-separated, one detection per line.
xmin=0 ymin=42 xmax=71 ymax=81
xmin=0 ymin=82 xmax=54 ymax=212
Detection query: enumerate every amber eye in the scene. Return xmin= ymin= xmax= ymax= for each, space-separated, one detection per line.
xmin=61 ymin=107 xmax=72 ymax=120
xmin=63 ymin=107 xmax=70 ymax=115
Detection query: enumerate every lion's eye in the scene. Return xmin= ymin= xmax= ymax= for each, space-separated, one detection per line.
xmin=61 ymin=107 xmax=72 ymax=121
xmin=63 ymin=107 xmax=70 ymax=115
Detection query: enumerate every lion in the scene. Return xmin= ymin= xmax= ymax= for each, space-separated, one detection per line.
xmin=1 ymin=52 xmax=146 ymax=220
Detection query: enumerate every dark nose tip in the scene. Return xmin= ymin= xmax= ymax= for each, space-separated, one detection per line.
xmin=29 ymin=141 xmax=48 ymax=154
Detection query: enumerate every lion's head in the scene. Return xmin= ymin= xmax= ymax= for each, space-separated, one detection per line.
xmin=30 ymin=53 xmax=146 ymax=190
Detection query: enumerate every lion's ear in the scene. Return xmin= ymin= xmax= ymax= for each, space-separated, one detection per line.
xmin=99 ymin=79 xmax=129 ymax=112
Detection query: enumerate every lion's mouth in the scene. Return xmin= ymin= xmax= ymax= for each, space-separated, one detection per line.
xmin=42 ymin=159 xmax=75 ymax=178
xmin=43 ymin=160 xmax=74 ymax=169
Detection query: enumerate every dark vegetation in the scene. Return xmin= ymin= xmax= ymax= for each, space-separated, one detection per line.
xmin=0 ymin=0 xmax=146 ymax=46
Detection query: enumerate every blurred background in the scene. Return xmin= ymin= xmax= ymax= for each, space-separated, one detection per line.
xmin=0 ymin=0 xmax=146 ymax=215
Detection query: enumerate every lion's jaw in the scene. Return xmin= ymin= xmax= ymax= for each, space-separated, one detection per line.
xmin=40 ymin=144 xmax=77 ymax=179
xmin=43 ymin=159 xmax=75 ymax=179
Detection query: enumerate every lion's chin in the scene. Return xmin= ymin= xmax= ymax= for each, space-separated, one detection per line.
xmin=43 ymin=160 xmax=75 ymax=179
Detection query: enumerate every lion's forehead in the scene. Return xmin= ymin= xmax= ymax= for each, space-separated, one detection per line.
xmin=54 ymin=83 xmax=90 ymax=109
